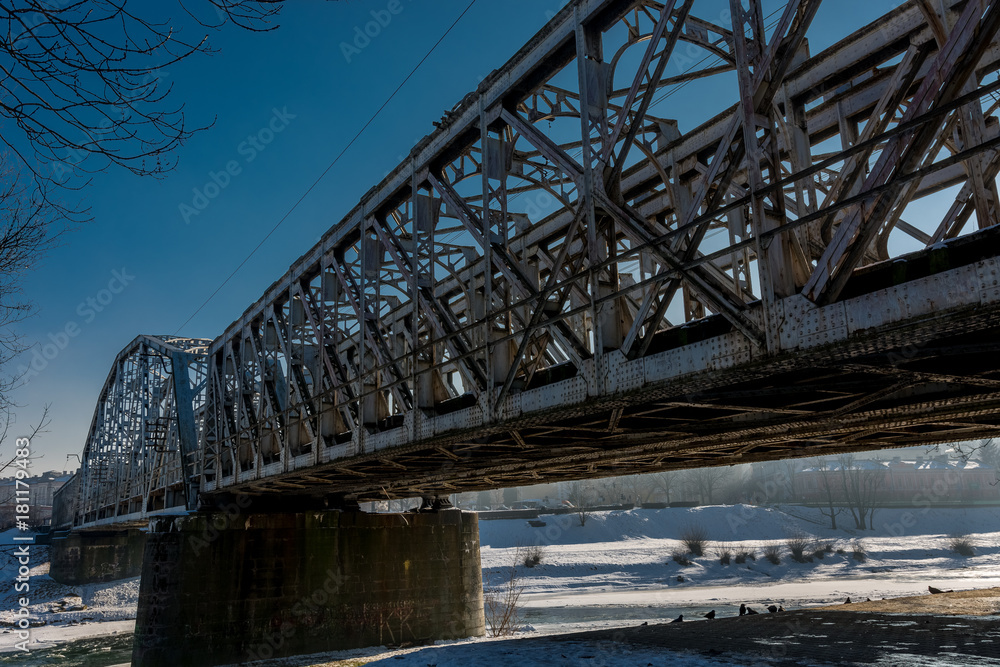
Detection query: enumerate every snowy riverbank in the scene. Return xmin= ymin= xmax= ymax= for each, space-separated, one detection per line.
xmin=482 ymin=504 xmax=1000 ymax=614
xmin=1 ymin=504 xmax=998 ymax=663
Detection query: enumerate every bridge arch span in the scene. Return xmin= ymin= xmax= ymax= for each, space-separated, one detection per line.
xmin=66 ymin=335 xmax=210 ymax=530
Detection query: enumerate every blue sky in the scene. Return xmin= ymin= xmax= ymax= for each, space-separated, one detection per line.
xmin=7 ymin=0 xmax=896 ymax=471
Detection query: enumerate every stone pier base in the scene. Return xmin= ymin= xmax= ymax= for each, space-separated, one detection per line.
xmin=49 ymin=529 xmax=146 ymax=585
xmin=131 ymin=509 xmax=484 ymax=666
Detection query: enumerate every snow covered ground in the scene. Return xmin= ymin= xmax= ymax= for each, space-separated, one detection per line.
xmin=481 ymin=504 xmax=1000 ymax=624
xmin=1 ymin=504 xmax=998 ymax=664
xmin=0 ymin=528 xmax=140 ymax=654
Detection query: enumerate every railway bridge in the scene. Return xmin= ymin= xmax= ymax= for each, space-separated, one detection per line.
xmin=48 ymin=0 xmax=1000 ymax=663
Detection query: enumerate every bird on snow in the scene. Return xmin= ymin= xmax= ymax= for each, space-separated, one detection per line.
xmin=778 ymin=606 xmax=785 ymax=612
xmin=739 ymin=603 xmax=747 ymax=616
xmin=767 ymin=605 xmax=778 ymax=614
xmin=670 ymin=614 xmax=684 ymax=623
xmin=745 ymin=606 xmax=759 ymax=615
xmin=703 ymin=610 xmax=716 ymax=620
xmin=928 ymin=586 xmax=945 ymax=595
xmin=844 ymin=597 xmax=852 ymax=604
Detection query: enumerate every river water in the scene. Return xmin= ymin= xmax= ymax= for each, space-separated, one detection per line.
xmin=0 ymin=633 xmax=133 ymax=666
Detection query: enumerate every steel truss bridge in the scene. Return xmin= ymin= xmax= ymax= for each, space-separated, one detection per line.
xmin=61 ymin=336 xmax=210 ymax=528
xmin=61 ymin=0 xmax=1000 ymax=529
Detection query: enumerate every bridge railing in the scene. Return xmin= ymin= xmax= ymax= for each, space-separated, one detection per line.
xmin=50 ymin=473 xmax=78 ymax=531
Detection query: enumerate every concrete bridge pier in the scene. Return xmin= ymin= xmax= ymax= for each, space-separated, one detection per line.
xmin=49 ymin=529 xmax=147 ymax=585
xmin=131 ymin=508 xmax=485 ymax=666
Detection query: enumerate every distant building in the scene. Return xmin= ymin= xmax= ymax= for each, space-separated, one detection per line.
xmin=792 ymin=455 xmax=999 ymax=504
xmin=0 ymin=470 xmax=74 ymax=528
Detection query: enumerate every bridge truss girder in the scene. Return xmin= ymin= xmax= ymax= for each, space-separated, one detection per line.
xmin=71 ymin=336 xmax=209 ymax=529
xmin=199 ymin=0 xmax=1000 ymax=500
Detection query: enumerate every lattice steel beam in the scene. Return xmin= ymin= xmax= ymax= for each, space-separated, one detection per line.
xmin=170 ymin=0 xmax=1000 ymax=500
xmin=69 ymin=336 xmax=209 ymax=529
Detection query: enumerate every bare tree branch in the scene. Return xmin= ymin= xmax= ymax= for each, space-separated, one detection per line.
xmin=0 ymin=1 xmax=284 ymax=198
xmin=0 ymin=403 xmax=48 ymax=475
xmin=680 ymin=466 xmax=732 ymax=505
xmin=0 ymin=163 xmax=65 ymax=407
xmin=0 ymin=1 xmax=284 ymax=409
xmin=836 ymin=453 xmax=886 ymax=531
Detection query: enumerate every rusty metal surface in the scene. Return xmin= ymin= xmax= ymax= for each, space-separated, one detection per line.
xmin=69 ymin=1 xmax=1000 ymax=508
xmin=191 ymin=0 xmax=1000 ymax=501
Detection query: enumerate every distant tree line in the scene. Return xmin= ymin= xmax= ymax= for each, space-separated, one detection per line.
xmin=456 ymin=441 xmax=1000 ymax=532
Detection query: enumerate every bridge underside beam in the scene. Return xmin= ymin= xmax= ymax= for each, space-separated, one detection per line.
xmin=222 ymin=341 xmax=1000 ymax=499
xmin=221 ymin=235 xmax=1000 ymax=499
